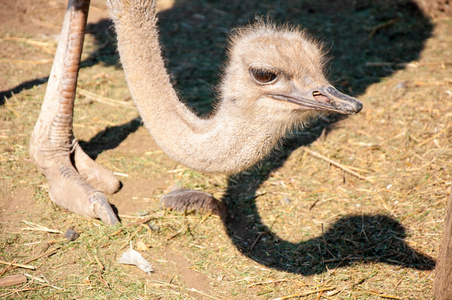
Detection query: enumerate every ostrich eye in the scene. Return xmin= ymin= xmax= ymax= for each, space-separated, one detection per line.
xmin=249 ymin=68 xmax=278 ymax=84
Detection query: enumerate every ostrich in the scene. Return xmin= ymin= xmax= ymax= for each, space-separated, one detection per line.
xmin=30 ymin=0 xmax=362 ymax=225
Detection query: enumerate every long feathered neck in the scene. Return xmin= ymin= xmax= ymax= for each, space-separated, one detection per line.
xmin=108 ymin=0 xmax=290 ymax=174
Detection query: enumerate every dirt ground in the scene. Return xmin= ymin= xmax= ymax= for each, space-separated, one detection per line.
xmin=1 ymin=0 xmax=451 ymax=299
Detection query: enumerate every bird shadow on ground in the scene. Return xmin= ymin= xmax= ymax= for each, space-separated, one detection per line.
xmin=221 ymin=130 xmax=436 ymax=274
xmin=155 ymin=0 xmax=435 ymax=274
xmin=7 ymin=0 xmax=435 ymax=274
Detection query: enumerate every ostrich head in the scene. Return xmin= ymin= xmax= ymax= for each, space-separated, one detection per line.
xmin=220 ymin=23 xmax=363 ymax=127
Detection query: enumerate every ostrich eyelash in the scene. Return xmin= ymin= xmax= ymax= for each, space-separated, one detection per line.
xmin=249 ymin=68 xmax=278 ymax=85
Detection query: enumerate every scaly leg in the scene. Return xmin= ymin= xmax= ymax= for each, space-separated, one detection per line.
xmin=30 ymin=0 xmax=119 ymax=225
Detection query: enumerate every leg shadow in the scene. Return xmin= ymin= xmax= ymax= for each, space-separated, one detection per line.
xmin=78 ymin=117 xmax=142 ymax=159
xmin=0 ymin=18 xmax=118 ymax=105
xmin=0 ymin=76 xmax=48 ymax=105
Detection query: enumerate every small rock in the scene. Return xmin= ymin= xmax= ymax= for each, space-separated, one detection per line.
xmin=65 ymin=229 xmax=79 ymax=241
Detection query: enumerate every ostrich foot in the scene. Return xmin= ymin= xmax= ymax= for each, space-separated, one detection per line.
xmin=29 ymin=0 xmax=119 ymax=225
xmin=72 ymin=142 xmax=121 ymax=195
xmin=30 ymin=139 xmax=120 ymax=225
xmin=161 ymin=188 xmax=227 ymax=219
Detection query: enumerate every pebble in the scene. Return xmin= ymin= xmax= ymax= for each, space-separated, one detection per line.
xmin=65 ymin=229 xmax=79 ymax=241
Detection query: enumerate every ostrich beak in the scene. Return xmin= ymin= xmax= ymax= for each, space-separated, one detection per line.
xmin=270 ymin=86 xmax=363 ymax=115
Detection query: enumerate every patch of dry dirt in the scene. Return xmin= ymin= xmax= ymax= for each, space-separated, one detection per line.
xmin=104 ymin=126 xmax=175 ymax=215
xmin=160 ymin=248 xmax=214 ymax=293
xmin=0 ymin=188 xmax=35 ymax=230
xmin=0 ymin=0 xmax=451 ymax=299
xmin=0 ymin=0 xmax=108 ymax=36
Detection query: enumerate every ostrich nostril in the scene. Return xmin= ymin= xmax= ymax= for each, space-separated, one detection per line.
xmin=312 ymin=91 xmax=333 ymax=104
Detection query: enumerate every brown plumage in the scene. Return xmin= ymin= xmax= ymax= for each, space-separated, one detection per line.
xmin=161 ymin=189 xmax=227 ymax=220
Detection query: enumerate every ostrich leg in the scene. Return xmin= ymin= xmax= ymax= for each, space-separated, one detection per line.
xmin=30 ymin=0 xmax=120 ymax=225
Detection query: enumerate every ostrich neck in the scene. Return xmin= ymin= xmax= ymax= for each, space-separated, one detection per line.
xmin=112 ymin=6 xmax=283 ymax=174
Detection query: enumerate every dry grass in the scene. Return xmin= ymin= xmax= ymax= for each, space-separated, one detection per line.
xmin=1 ymin=0 xmax=451 ymax=299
